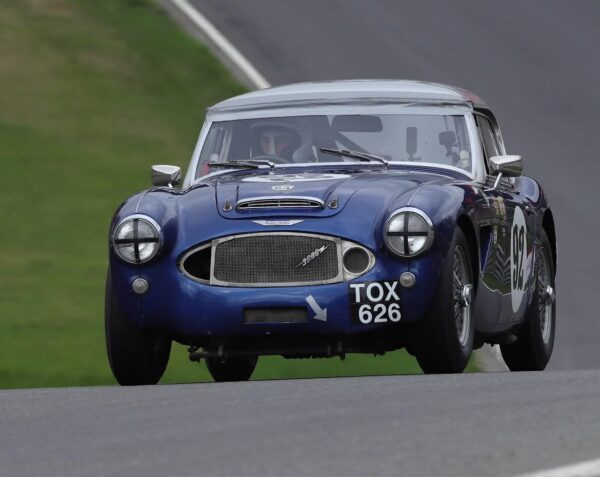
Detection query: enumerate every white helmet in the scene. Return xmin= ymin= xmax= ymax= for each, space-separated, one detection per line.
xmin=250 ymin=117 xmax=314 ymax=162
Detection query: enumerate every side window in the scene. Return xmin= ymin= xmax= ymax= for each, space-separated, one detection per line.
xmin=477 ymin=116 xmax=501 ymax=163
xmin=197 ymin=123 xmax=234 ymax=178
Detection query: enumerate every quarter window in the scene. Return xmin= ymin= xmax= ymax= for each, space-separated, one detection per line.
xmin=477 ymin=116 xmax=501 ymax=161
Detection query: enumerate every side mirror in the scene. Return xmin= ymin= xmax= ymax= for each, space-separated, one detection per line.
xmin=151 ymin=165 xmax=181 ymax=187
xmin=489 ymin=155 xmax=522 ymax=177
xmin=486 ymin=155 xmax=522 ymax=191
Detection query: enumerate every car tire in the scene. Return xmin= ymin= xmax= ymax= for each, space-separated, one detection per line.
xmin=415 ymin=227 xmax=475 ymax=374
xmin=206 ymin=356 xmax=258 ymax=382
xmin=105 ymin=270 xmax=171 ymax=385
xmin=500 ymin=229 xmax=555 ymax=371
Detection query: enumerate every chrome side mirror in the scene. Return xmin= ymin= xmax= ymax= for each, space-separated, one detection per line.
xmin=490 ymin=155 xmax=522 ymax=177
xmin=151 ymin=165 xmax=182 ymax=187
xmin=487 ymin=155 xmax=522 ymax=190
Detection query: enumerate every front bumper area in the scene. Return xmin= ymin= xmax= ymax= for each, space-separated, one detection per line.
xmin=110 ymin=248 xmax=443 ymax=343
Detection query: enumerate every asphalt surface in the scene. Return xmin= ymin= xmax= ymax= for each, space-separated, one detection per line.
xmin=2 ymin=371 xmax=600 ymax=477
xmin=2 ymin=2 xmax=600 ymax=476
xmin=189 ymin=0 xmax=600 ymax=371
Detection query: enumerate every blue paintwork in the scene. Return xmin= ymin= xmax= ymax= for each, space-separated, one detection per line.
xmin=108 ymin=161 xmax=552 ymax=345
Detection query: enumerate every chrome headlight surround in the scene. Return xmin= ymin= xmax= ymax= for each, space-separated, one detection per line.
xmin=112 ymin=214 xmax=162 ymax=264
xmin=384 ymin=207 xmax=434 ymax=258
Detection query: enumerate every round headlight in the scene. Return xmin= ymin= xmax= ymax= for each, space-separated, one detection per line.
xmin=385 ymin=208 xmax=434 ymax=257
xmin=112 ymin=215 xmax=161 ymax=264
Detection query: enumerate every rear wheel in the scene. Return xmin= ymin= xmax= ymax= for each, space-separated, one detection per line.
xmin=206 ymin=356 xmax=258 ymax=382
xmin=415 ymin=228 xmax=475 ymax=374
xmin=105 ymin=271 xmax=171 ymax=385
xmin=500 ymin=229 xmax=555 ymax=371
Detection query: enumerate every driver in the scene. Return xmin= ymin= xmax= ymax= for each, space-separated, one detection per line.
xmin=259 ymin=126 xmax=297 ymax=158
xmin=250 ymin=119 xmax=308 ymax=162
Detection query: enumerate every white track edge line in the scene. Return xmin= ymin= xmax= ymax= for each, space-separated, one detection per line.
xmin=168 ymin=0 xmax=271 ymax=90
xmin=511 ymin=457 xmax=600 ymax=477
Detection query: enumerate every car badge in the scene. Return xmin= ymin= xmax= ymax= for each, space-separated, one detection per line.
xmin=295 ymin=244 xmax=330 ymax=268
xmin=252 ymin=220 xmax=304 ymax=226
xmin=272 ymin=184 xmax=294 ymax=191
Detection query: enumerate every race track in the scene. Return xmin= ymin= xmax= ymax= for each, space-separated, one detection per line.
xmin=2 ymin=371 xmax=600 ymax=477
xmin=3 ymin=1 xmax=600 ymax=476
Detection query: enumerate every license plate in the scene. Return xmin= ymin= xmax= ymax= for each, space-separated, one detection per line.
xmin=349 ymin=280 xmax=402 ymax=324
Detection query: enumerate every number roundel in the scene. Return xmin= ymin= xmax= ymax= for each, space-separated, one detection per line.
xmin=510 ymin=206 xmax=528 ymax=313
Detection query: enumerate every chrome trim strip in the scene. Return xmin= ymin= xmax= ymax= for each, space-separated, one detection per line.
xmin=252 ymin=219 xmax=304 ymax=226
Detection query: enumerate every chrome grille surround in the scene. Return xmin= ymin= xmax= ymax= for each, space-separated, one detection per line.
xmin=236 ymin=196 xmax=324 ymax=210
xmin=179 ymin=232 xmax=375 ymax=287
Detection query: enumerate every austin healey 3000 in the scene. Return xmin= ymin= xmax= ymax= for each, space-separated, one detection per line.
xmin=105 ymin=80 xmax=556 ymax=384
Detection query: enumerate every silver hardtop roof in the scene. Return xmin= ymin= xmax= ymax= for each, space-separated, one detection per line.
xmin=207 ymin=80 xmax=488 ymax=116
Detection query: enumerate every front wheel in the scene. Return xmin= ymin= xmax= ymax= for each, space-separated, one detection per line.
xmin=415 ymin=228 xmax=475 ymax=374
xmin=105 ymin=271 xmax=171 ymax=385
xmin=500 ymin=229 xmax=555 ymax=371
xmin=206 ymin=356 xmax=258 ymax=382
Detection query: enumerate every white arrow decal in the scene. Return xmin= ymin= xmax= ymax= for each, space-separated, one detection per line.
xmin=306 ymin=295 xmax=327 ymax=322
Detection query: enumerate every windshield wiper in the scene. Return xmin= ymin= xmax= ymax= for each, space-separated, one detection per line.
xmin=208 ymin=159 xmax=275 ymax=170
xmin=319 ymin=148 xmax=388 ymax=167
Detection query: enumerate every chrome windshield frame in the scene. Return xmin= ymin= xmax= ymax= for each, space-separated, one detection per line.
xmin=184 ymin=106 xmax=486 ymax=187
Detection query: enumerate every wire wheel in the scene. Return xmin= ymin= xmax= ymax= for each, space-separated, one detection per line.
xmin=537 ymin=245 xmax=554 ymax=345
xmin=499 ymin=229 xmax=555 ymax=372
xmin=453 ymin=245 xmax=472 ymax=347
xmin=415 ymin=228 xmax=474 ymax=374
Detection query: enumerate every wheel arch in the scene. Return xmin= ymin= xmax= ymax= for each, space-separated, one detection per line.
xmin=542 ymin=209 xmax=557 ymax=274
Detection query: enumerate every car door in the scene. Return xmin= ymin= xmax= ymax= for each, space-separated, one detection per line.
xmin=470 ymin=113 xmax=513 ymax=332
xmin=476 ymin=113 xmax=536 ymax=325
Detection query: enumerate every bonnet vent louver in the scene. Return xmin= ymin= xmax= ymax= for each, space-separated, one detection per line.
xmin=236 ymin=197 xmax=324 ymax=210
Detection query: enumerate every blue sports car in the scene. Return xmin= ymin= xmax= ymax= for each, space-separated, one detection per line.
xmin=106 ymin=80 xmax=557 ymax=384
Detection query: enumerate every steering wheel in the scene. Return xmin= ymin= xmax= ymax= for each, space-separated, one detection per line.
xmin=250 ymin=155 xmax=290 ymax=164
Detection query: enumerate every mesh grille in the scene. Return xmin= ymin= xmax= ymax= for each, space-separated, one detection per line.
xmin=213 ymin=234 xmax=339 ymax=285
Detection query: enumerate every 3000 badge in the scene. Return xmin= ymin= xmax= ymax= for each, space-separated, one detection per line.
xmin=349 ymin=281 xmax=402 ymax=324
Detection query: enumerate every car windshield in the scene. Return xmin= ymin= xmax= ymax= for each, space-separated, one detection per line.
xmin=196 ymin=113 xmax=472 ymax=178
